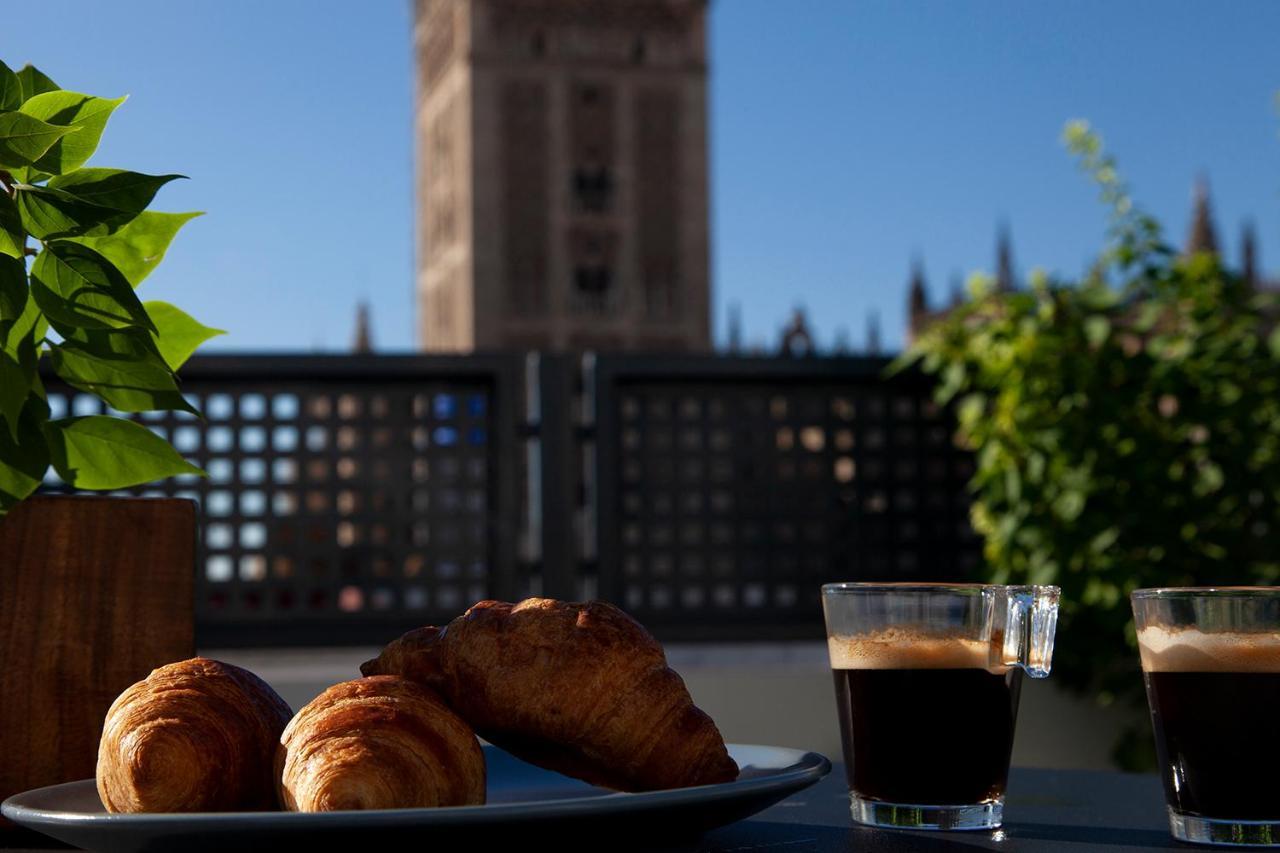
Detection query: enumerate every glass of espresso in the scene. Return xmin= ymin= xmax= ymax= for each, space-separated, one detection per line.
xmin=1132 ymin=587 xmax=1280 ymax=846
xmin=822 ymin=582 xmax=1060 ymax=830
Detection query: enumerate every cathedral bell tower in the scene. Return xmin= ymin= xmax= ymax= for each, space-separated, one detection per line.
xmin=414 ymin=0 xmax=712 ymax=353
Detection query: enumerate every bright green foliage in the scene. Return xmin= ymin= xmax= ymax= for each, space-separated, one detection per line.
xmin=20 ymin=92 xmax=126 ymax=176
xmin=44 ymin=415 xmax=203 ymax=489
xmin=897 ymin=121 xmax=1280 ymax=766
xmin=144 ymin=301 xmax=225 ymax=370
xmin=0 ymin=60 xmax=209 ymax=514
xmin=0 ymin=111 xmax=78 ymax=169
xmin=71 ymin=211 xmax=203 ymax=286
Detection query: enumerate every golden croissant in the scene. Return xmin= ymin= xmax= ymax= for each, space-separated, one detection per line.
xmin=96 ymin=657 xmax=292 ymax=813
xmin=361 ymin=598 xmax=739 ymax=792
xmin=277 ymin=676 xmax=485 ymax=811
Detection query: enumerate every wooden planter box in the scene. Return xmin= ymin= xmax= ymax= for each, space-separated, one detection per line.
xmin=0 ymin=495 xmax=195 ymax=823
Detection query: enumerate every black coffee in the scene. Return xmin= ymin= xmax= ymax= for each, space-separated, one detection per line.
xmin=830 ymin=638 xmax=1022 ymax=805
xmin=1144 ymin=671 xmax=1280 ymax=820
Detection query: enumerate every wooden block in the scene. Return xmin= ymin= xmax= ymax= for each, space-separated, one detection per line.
xmin=0 ymin=495 xmax=195 ymax=818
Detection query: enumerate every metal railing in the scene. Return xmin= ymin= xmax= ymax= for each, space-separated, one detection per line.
xmin=41 ymin=352 xmax=981 ymax=646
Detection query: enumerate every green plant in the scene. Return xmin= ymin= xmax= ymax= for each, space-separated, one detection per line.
xmin=896 ymin=121 xmax=1280 ymax=768
xmin=0 ymin=60 xmax=220 ymax=516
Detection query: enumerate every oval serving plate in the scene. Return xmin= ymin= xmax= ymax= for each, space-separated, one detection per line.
xmin=2 ymin=744 xmax=830 ymax=853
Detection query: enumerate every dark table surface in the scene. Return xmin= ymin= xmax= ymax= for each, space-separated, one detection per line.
xmin=692 ymin=764 xmax=1180 ymax=852
xmin=3 ymin=765 xmax=1186 ymax=852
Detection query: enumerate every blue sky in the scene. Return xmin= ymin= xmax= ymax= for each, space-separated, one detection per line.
xmin=17 ymin=0 xmax=1280 ymax=352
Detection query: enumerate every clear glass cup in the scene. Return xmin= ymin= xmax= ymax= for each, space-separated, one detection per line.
xmin=1132 ymin=587 xmax=1280 ymax=846
xmin=821 ymin=582 xmax=1060 ymax=830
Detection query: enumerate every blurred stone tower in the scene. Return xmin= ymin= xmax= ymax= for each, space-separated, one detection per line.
xmin=414 ymin=0 xmax=711 ymax=352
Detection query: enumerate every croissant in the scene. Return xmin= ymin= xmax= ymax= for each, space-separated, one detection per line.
xmin=361 ymin=598 xmax=739 ymax=792
xmin=96 ymin=657 xmax=292 ymax=813
xmin=277 ymin=676 xmax=485 ymax=811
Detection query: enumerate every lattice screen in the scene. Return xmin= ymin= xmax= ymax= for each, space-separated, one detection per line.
xmin=596 ymin=370 xmax=981 ymax=632
xmin=43 ymin=368 xmax=506 ymax=645
xmin=39 ymin=354 xmax=977 ymax=645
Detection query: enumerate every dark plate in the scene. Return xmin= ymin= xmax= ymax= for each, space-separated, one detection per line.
xmin=2 ymin=744 xmax=830 ymax=852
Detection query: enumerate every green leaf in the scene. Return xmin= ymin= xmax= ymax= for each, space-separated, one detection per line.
xmin=1053 ymin=489 xmax=1086 ymax=522
xmin=70 ymin=211 xmax=202 ymax=286
xmin=48 ymin=169 xmax=182 ymax=216
xmin=0 ymin=192 xmax=24 ymax=258
xmin=2 ymin=281 xmax=44 ymax=353
xmin=957 ymin=392 xmax=986 ymax=426
xmin=16 ymin=184 xmax=124 ymax=239
xmin=145 ymin=301 xmax=223 ymax=370
xmin=43 ymin=415 xmax=203 ymax=489
xmin=50 ymin=335 xmax=196 ymax=415
xmin=19 ymin=91 xmax=126 ymax=175
xmin=0 ymin=302 xmax=35 ymax=442
xmin=15 ymin=64 xmax=59 ymax=104
xmin=0 ymin=111 xmax=79 ymax=169
xmin=0 ymin=394 xmax=50 ymax=515
xmin=0 ymin=60 xmax=21 ymax=112
xmin=0 ymin=254 xmax=27 ymax=333
xmin=1084 ymin=316 xmax=1111 ymax=347
xmin=18 ymin=170 xmax=182 ymax=240
xmin=0 ymin=349 xmax=29 ymax=440
xmin=60 ymin=322 xmax=163 ymax=362
xmin=30 ymin=241 xmax=155 ymax=332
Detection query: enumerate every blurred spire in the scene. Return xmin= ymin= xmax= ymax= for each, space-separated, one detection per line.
xmin=833 ymin=327 xmax=851 ymax=355
xmin=949 ymin=270 xmax=965 ymax=307
xmin=727 ymin=302 xmax=743 ymax=354
xmin=908 ymin=256 xmax=928 ymax=318
xmin=779 ymin=305 xmax=814 ymax=356
xmin=865 ymin=311 xmax=882 ymax=355
xmin=907 ymin=256 xmax=929 ymax=342
xmin=353 ymin=301 xmax=373 ymax=353
xmin=1185 ymin=175 xmax=1219 ymax=256
xmin=1242 ymin=221 xmax=1258 ymax=289
xmin=995 ymin=223 xmax=1016 ymax=292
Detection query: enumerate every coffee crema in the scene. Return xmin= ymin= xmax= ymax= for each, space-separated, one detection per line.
xmin=1136 ymin=626 xmax=1280 ymax=673
xmin=827 ymin=631 xmax=1010 ymax=673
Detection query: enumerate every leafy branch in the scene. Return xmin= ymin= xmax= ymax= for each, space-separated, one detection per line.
xmin=898 ymin=121 xmax=1280 ymax=769
xmin=0 ymin=59 xmax=223 ymax=516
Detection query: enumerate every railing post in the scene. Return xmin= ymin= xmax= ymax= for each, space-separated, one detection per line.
xmin=537 ymin=353 xmax=578 ymax=600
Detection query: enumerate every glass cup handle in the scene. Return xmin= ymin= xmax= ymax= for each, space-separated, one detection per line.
xmin=994 ymin=585 xmax=1060 ymax=678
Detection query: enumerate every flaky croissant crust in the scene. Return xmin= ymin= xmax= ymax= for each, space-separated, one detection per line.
xmin=277 ymin=676 xmax=485 ymax=811
xmin=362 ymin=598 xmax=739 ymax=792
xmin=96 ymin=657 xmax=292 ymax=813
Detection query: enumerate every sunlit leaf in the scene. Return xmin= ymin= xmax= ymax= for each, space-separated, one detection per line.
xmin=16 ymin=184 xmax=124 ymax=239
xmin=50 ymin=335 xmax=196 ymax=415
xmin=0 ymin=192 xmax=23 ymax=258
xmin=43 ymin=415 xmax=203 ymax=489
xmin=69 ymin=211 xmax=202 ymax=287
xmin=0 ymin=111 xmax=78 ymax=169
xmin=30 ymin=241 xmax=154 ymax=332
xmin=20 ymin=91 xmax=126 ymax=175
xmin=145 ymin=300 xmax=223 ymax=370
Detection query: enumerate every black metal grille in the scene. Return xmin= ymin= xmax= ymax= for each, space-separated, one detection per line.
xmin=42 ymin=355 xmax=523 ymax=646
xmin=591 ymin=356 xmax=981 ymax=639
xmin=39 ymin=353 xmax=977 ymax=645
